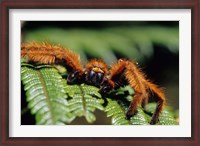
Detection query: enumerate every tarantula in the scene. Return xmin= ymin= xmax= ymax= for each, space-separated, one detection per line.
xmin=21 ymin=42 xmax=166 ymax=125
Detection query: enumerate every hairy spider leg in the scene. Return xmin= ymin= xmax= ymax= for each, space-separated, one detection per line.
xmin=21 ymin=42 xmax=84 ymax=82
xmin=109 ymin=59 xmax=166 ymax=124
xmin=110 ymin=59 xmax=148 ymax=116
xmin=145 ymin=81 xmax=166 ymax=124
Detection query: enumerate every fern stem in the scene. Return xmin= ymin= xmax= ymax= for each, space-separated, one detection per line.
xmin=79 ymin=85 xmax=87 ymax=116
xmin=37 ymin=70 xmax=55 ymax=124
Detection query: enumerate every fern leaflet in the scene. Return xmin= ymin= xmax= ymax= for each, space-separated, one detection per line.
xmin=65 ymin=84 xmax=104 ymax=123
xmin=105 ymin=97 xmax=150 ymax=125
xmin=21 ymin=65 xmax=74 ymax=125
xmin=145 ymin=103 xmax=177 ymax=125
xmin=104 ymin=87 xmax=177 ymax=125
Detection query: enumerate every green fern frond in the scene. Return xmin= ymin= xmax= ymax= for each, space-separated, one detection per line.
xmin=65 ymin=84 xmax=104 ymax=123
xmin=21 ymin=64 xmax=74 ymax=125
xmin=21 ymin=64 xmax=178 ymax=125
xmin=145 ymin=103 xmax=177 ymax=125
xmin=105 ymin=97 xmax=150 ymax=125
xmin=104 ymin=87 xmax=177 ymax=125
xmin=104 ymin=86 xmax=149 ymax=125
xmin=130 ymin=108 xmax=151 ymax=125
xmin=105 ymin=98 xmax=129 ymax=125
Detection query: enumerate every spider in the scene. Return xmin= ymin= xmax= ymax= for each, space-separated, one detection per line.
xmin=21 ymin=42 xmax=166 ymax=125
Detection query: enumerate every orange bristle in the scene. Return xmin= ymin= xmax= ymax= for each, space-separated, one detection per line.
xmin=85 ymin=59 xmax=109 ymax=74
xmin=108 ymin=59 xmax=166 ymax=124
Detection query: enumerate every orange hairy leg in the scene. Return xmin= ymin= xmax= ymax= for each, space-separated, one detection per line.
xmin=21 ymin=42 xmax=84 ymax=83
xmin=145 ymin=81 xmax=166 ymax=124
xmin=101 ymin=59 xmax=166 ymax=124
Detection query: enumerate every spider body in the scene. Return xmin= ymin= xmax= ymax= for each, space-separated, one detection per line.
xmin=21 ymin=42 xmax=166 ymax=125
xmin=84 ymin=59 xmax=109 ymax=87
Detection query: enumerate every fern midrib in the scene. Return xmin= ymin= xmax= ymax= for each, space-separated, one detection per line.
xmin=79 ymin=85 xmax=87 ymax=116
xmin=37 ymin=70 xmax=55 ymax=124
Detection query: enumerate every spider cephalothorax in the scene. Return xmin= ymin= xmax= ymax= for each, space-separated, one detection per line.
xmin=21 ymin=42 xmax=166 ymax=125
xmin=84 ymin=59 xmax=109 ymax=87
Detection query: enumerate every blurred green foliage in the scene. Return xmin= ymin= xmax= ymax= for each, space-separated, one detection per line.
xmin=23 ymin=25 xmax=178 ymax=64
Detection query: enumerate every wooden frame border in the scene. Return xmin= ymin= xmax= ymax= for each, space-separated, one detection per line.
xmin=1 ymin=0 xmax=199 ymax=145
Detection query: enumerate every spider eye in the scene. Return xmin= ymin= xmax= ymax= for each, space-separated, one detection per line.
xmin=67 ymin=71 xmax=79 ymax=83
xmin=88 ymin=70 xmax=95 ymax=80
xmin=97 ymin=72 xmax=104 ymax=82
